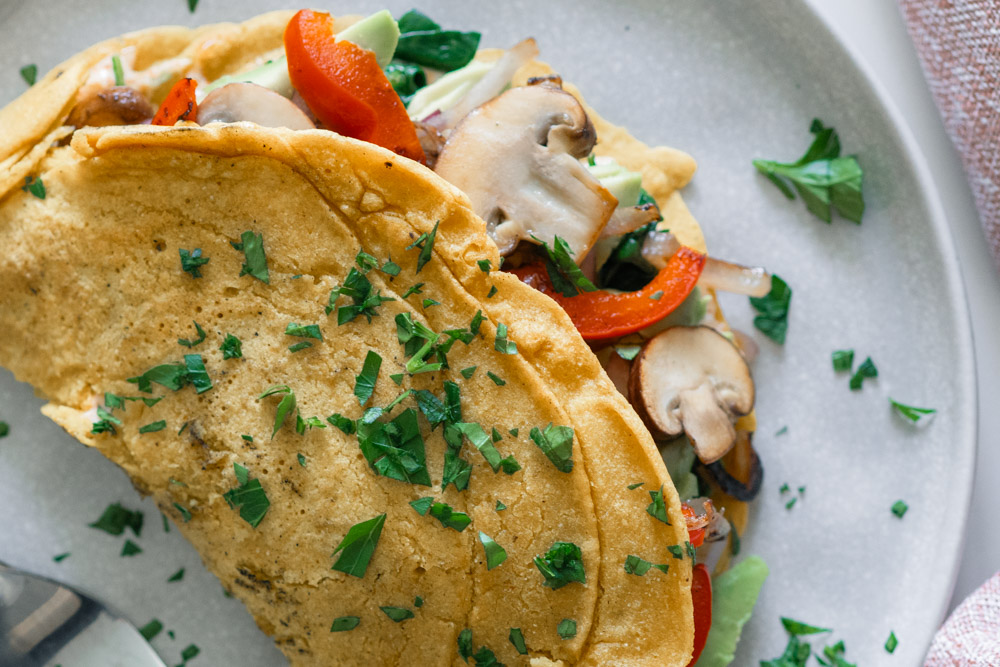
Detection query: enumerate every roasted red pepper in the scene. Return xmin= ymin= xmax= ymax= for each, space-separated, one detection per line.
xmin=152 ymin=78 xmax=198 ymax=126
xmin=284 ymin=9 xmax=425 ymax=163
xmin=681 ymin=502 xmax=707 ymax=548
xmin=687 ymin=564 xmax=713 ymax=666
xmin=509 ymin=247 xmax=706 ymax=341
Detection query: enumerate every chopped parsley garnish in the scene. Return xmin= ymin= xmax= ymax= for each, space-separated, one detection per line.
xmin=390 ymin=373 xmax=404 ymax=386
xmin=508 ymin=428 xmax=518 ymax=437
xmin=327 ymin=268 xmax=394 ymax=324
xmin=53 ymin=552 xmax=70 ymax=563
xmin=469 ymin=310 xmax=485 ymax=336
xmin=414 ymin=389 xmax=448 ymax=428
xmin=414 ymin=596 xmax=424 ymax=607
xmin=422 ymin=298 xmax=441 ymax=309
xmin=478 ymin=532 xmax=507 ymax=570
xmin=729 ymin=518 xmax=741 ymax=556
xmin=750 ymin=274 xmax=792 ymax=344
xmin=214 ymin=334 xmax=242 ymax=361
xmin=231 ymin=230 xmax=269 ymax=284
xmin=0 ymin=422 xmax=7 ymax=438
xmin=624 ymin=554 xmax=669 ymax=576
xmin=780 ymin=617 xmax=831 ymax=636
xmin=509 ymin=628 xmax=527 ymax=655
xmin=331 ymin=513 xmax=386 ymax=578
xmin=126 ymin=364 xmax=187 ymax=392
xmin=138 ymin=420 xmax=166 ymax=434
xmin=849 ymin=356 xmax=877 ymax=390
xmin=597 ymin=189 xmax=662 ymax=290
xmin=173 ymin=502 xmax=191 ymax=522
xmin=402 ymin=283 xmax=425 ymax=298
xmin=111 ymin=54 xmax=125 ymax=86
xmin=667 ymin=545 xmax=684 ymax=559
xmin=493 ymin=322 xmax=517 ymax=354
xmin=297 ymin=453 xmax=307 ymax=467
xmin=91 ymin=406 xmax=121 ymax=435
xmin=139 ymin=619 xmax=163 ymax=641
xmin=495 ymin=500 xmax=506 ymax=512
xmin=395 ymin=313 xmax=444 ymax=375
xmin=396 ymin=10 xmax=481 ymax=71
xmin=459 ymin=366 xmax=477 ymax=379
xmin=831 ymin=349 xmax=854 ymax=372
xmin=179 ymin=248 xmax=209 ymax=278
xmin=529 ymin=423 xmax=574 ymax=473
xmin=534 ymin=541 xmax=585 ymax=589
xmin=785 ymin=497 xmax=798 ymax=510
xmin=891 ymin=500 xmax=908 ymax=518
xmin=121 ymin=539 xmax=142 ymax=557
xmin=442 ymin=425 xmax=473 ymax=491
xmin=486 ymin=371 xmax=505 ymax=386
xmin=753 ymin=119 xmax=865 ymax=223
xmin=288 ymin=341 xmax=312 ymax=352
xmin=285 ymin=322 xmax=323 ymax=340
xmin=327 ymin=413 xmax=356 ymax=435
xmin=21 ymin=176 xmax=45 ymax=199
xmin=627 ymin=482 xmax=645 ymax=490
xmin=454 ymin=422 xmax=504 ymax=472
xmin=487 ymin=285 xmax=498 ymax=298
xmin=775 ymin=425 xmax=789 ymax=436
xmin=889 ymin=398 xmax=936 ymax=425
xmin=491 ymin=427 xmax=502 ymax=442
xmin=381 ymin=259 xmax=401 ymax=276
xmin=259 ymin=385 xmax=296 ymax=438
xmin=223 ymin=463 xmax=270 ymax=528
xmin=428 ymin=501 xmax=471 ymax=532
xmin=330 ymin=616 xmax=360 ymax=632
xmin=178 ymin=321 xmax=206 ymax=348
xmin=356 ymin=250 xmax=379 ymax=272
xmin=499 ymin=455 xmax=521 ymax=474
xmin=187 ymin=0 xmax=198 ymax=12
xmin=646 ymin=486 xmax=670 ymax=524
xmin=406 ymin=220 xmax=439 ymax=273
xmin=885 ymin=631 xmax=898 ymax=654
xmin=457 ymin=629 xmax=473 ymax=661
xmin=168 ymin=568 xmax=185 ymax=582
xmin=356 ymin=407 xmax=431 ymax=485
xmin=616 ymin=345 xmax=642 ymax=361
xmin=180 ymin=644 xmax=200 ymax=662
xmin=533 ymin=234 xmax=598 ymax=298
xmin=381 ymin=606 xmax=414 ymax=622
xmin=355 ymin=351 xmax=382 ymax=405
xmin=478 ymin=259 xmax=491 ymax=273
xmin=409 ymin=496 xmax=434 ymax=515
xmin=649 ymin=290 xmax=664 ymax=301
xmin=89 ymin=503 xmax=143 ymax=536
xmin=20 ymin=64 xmax=38 ymax=86
xmin=557 ymin=618 xmax=577 ymax=640
xmin=183 ymin=354 xmax=212 ymax=393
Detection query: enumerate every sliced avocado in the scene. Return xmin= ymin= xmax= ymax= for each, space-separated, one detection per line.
xmin=337 ymin=9 xmax=399 ymax=69
xmin=199 ymin=57 xmax=294 ymax=100
xmin=586 ymin=157 xmax=643 ymax=208
xmin=695 ymin=556 xmax=769 ymax=667
xmin=405 ymin=58 xmax=493 ymax=119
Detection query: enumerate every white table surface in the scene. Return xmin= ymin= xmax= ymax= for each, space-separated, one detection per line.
xmin=806 ymin=0 xmax=1000 ymax=612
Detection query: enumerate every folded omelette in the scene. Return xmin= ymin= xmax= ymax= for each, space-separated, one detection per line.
xmin=0 ymin=11 xmax=700 ymax=666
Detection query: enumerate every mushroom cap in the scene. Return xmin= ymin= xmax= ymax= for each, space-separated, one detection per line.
xmin=434 ymin=83 xmax=617 ymax=257
xmin=198 ymin=83 xmax=315 ymax=131
xmin=629 ymin=325 xmax=754 ymax=463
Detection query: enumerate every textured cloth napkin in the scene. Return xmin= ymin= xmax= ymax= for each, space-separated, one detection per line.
xmin=924 ymin=571 xmax=1000 ymax=665
xmin=901 ymin=0 xmax=1000 ymax=269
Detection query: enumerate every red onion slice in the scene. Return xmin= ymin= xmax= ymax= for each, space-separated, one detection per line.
xmin=698 ymin=257 xmax=772 ymax=297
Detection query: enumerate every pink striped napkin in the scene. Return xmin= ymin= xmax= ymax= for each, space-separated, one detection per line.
xmin=901 ymin=0 xmax=1000 ymax=270
xmin=924 ymin=571 xmax=1000 ymax=664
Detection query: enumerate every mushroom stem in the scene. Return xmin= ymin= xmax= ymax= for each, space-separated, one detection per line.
xmin=679 ymin=384 xmax=737 ymax=464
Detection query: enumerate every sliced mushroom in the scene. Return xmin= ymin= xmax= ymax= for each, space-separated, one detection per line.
xmin=600 ymin=203 xmax=660 ymax=238
xmin=197 ymin=83 xmax=315 ymax=130
xmin=434 ymin=82 xmax=617 ymax=257
xmin=66 ymin=86 xmax=155 ymax=128
xmin=629 ymin=326 xmax=754 ymax=463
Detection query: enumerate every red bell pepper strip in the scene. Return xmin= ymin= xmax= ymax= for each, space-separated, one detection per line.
xmin=681 ymin=502 xmax=707 ymax=548
xmin=284 ymin=9 xmax=426 ymax=163
xmin=509 ymin=247 xmax=706 ymax=341
xmin=152 ymin=78 xmax=198 ymax=126
xmin=687 ymin=563 xmax=713 ymax=666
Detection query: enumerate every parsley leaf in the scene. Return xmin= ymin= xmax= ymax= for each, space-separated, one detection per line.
xmin=21 ymin=176 xmax=45 ymax=199
xmin=402 ymin=283 xmax=424 ymax=298
xmin=406 ymin=221 xmax=439 ymax=273
xmin=428 ymin=501 xmax=471 ymax=532
xmin=331 ymin=616 xmax=360 ymax=632
xmin=478 ymin=531 xmax=507 ymax=570
xmin=889 ymin=398 xmax=936 ymax=425
xmin=381 ymin=606 xmax=414 ymax=622
xmin=753 ymin=119 xmax=865 ymax=223
xmin=457 ymin=629 xmax=473 ymax=661
xmin=354 ymin=351 xmax=382 ymax=405
xmin=831 ymin=349 xmax=854 ymax=372
xmin=231 ymin=230 xmax=269 ymax=284
xmin=534 ymin=541 xmax=585 ymax=589
xmin=849 ymin=356 xmax=877 ymax=390
xmin=183 ymin=354 xmax=212 ymax=394
xmin=120 ymin=539 xmax=142 ymax=557
xmin=20 ymin=64 xmax=38 ymax=86
xmin=413 ymin=389 xmax=448 ymax=428
xmin=331 ymin=513 xmax=385 ymax=578
xmin=111 ymin=54 xmax=125 ymax=86
xmin=53 ymin=552 xmax=70 ymax=562
xmin=259 ymin=385 xmax=296 ymax=439
xmin=646 ymin=485 xmax=670 ymax=524
xmin=138 ymin=420 xmax=166 ymax=434
xmin=624 ymin=554 xmax=668 ymax=576
xmin=750 ymin=274 xmax=792 ymax=344
xmin=529 ymin=423 xmax=574 ymax=473
xmin=178 ymin=248 xmax=209 ymax=278
xmin=288 ymin=341 xmax=313 ymax=352
xmin=493 ymin=322 xmax=517 ymax=354
xmin=760 ymin=634 xmax=813 ymax=667
xmin=168 ymin=568 xmax=185 ymax=582
xmin=534 ymin=234 xmax=598 ymax=298
xmin=220 ymin=333 xmax=242 ymax=359
xmin=89 ymin=503 xmax=143 ymax=536
xmin=486 ymin=371 xmax=505 ymax=386
xmin=885 ymin=631 xmax=898 ymax=654
xmin=381 ymin=259 xmax=401 ymax=276
xmin=178 ymin=321 xmax=206 ymax=348
xmin=127 ymin=363 xmax=188 ymax=393
xmin=409 ymin=496 xmax=434 ymax=515
xmin=285 ymin=322 xmax=323 ymax=340
xmin=222 ymin=463 xmax=270 ymax=528
xmin=138 ymin=619 xmax=163 ymax=641
xmin=455 ymin=422 xmax=503 ymax=472
xmin=781 ymin=617 xmax=831 ymax=636
xmin=509 ymin=628 xmax=527 ymax=655
xmin=460 ymin=366 xmax=477 ymax=379
xmin=327 ymin=413 xmax=356 ymax=435
xmin=557 ymin=618 xmax=577 ymax=640
xmin=478 ymin=259 xmax=491 ymax=273
xmin=356 ymin=407 xmax=432 ymax=485
xmin=327 ymin=268 xmax=394 ymax=324
xmin=442 ymin=425 xmax=473 ymax=491
xmin=173 ymin=502 xmax=191 ymax=522
xmin=495 ymin=500 xmax=507 ymax=512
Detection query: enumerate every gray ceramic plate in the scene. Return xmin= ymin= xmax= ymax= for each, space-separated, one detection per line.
xmin=0 ymin=1 xmax=976 ymax=665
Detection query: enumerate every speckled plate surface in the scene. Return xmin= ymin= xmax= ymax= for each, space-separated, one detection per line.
xmin=0 ymin=1 xmax=976 ymax=665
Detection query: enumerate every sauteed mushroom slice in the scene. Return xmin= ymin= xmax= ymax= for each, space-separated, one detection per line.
xmin=434 ymin=82 xmax=617 ymax=257
xmin=629 ymin=326 xmax=754 ymax=463
xmin=67 ymin=86 xmax=155 ymax=128
xmin=198 ymin=83 xmax=315 ymax=130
